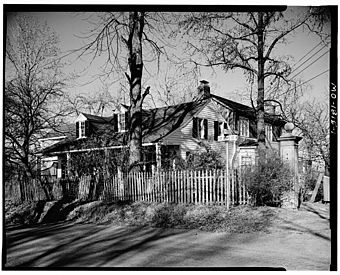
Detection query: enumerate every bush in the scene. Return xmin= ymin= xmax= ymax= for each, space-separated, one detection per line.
xmin=184 ymin=143 xmax=225 ymax=170
xmin=241 ymin=150 xmax=293 ymax=207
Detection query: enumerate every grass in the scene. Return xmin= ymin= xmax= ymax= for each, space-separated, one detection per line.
xmin=5 ymin=199 xmax=277 ymax=233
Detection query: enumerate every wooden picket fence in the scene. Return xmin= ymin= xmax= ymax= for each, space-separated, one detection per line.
xmin=5 ymin=177 xmax=63 ymax=202
xmin=5 ymin=169 xmax=249 ymax=207
xmin=97 ymin=169 xmax=249 ymax=207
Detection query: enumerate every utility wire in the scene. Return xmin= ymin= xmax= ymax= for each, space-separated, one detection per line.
xmin=289 ymin=43 xmax=328 ymax=75
xmin=290 ymin=41 xmax=323 ymax=69
xmin=286 ymin=69 xmax=329 ymax=93
xmin=265 ymin=43 xmax=329 ymax=94
xmin=289 ymin=49 xmax=330 ymax=80
xmin=264 ymin=42 xmax=327 ymax=94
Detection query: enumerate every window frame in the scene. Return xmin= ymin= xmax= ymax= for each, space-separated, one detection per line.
xmin=193 ymin=117 xmax=208 ymax=140
xmin=79 ymin=121 xmax=86 ymax=138
xmin=118 ymin=112 xmax=127 ymax=132
xmin=265 ymin=124 xmax=273 ymax=142
xmin=239 ymin=118 xmax=249 ymax=137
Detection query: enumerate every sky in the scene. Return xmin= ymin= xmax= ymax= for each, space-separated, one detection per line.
xmin=5 ymin=7 xmax=332 ymax=113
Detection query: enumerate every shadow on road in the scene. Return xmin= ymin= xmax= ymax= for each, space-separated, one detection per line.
xmin=272 ymin=202 xmax=330 ymax=241
xmin=4 ymin=202 xmax=330 ymax=269
xmin=5 ymin=223 xmax=191 ymax=267
xmin=301 ymin=203 xmax=329 ymax=220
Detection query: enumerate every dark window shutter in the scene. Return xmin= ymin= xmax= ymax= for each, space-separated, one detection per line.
xmin=204 ymin=119 xmax=208 ymax=139
xmin=85 ymin=120 xmax=90 ymax=137
xmin=113 ymin=114 xmax=118 ymax=132
xmin=192 ymin=117 xmax=198 ymax=138
xmin=233 ymin=113 xmax=238 ymax=131
xmin=249 ymin=120 xmax=256 ymax=138
xmin=76 ymin=122 xmax=79 ymax=138
xmin=214 ymin=121 xmax=218 ymax=141
xmin=125 ymin=111 xmax=129 ymax=130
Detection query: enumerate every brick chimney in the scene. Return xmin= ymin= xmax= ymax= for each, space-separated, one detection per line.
xmin=197 ymin=80 xmax=210 ymax=98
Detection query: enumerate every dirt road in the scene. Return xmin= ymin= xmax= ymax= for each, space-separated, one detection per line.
xmin=4 ymin=202 xmax=331 ymax=270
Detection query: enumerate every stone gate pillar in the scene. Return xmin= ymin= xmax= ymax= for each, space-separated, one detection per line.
xmin=224 ymin=135 xmax=239 ymax=171
xmin=277 ymin=122 xmax=302 ymax=209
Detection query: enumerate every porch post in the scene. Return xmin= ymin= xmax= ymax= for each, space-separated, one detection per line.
xmin=66 ymin=152 xmax=71 ymax=178
xmin=156 ymin=143 xmax=162 ymax=171
xmin=36 ymin=154 xmax=42 ymax=179
xmin=277 ymin=122 xmax=302 ymax=209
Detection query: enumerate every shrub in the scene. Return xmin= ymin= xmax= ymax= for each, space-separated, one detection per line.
xmin=184 ymin=143 xmax=225 ymax=170
xmin=241 ymin=150 xmax=293 ymax=207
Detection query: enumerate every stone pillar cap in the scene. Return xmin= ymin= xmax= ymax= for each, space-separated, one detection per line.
xmin=224 ymin=135 xmax=238 ymax=142
xmin=277 ymin=135 xmax=302 ymax=142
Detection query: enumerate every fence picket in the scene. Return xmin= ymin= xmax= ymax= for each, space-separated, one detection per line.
xmin=188 ymin=170 xmax=191 ymax=204
xmin=163 ymin=172 xmax=165 ymax=202
xmin=179 ymin=171 xmax=185 ymax=203
xmin=204 ymin=170 xmax=206 ymax=204
xmin=212 ymin=170 xmax=215 ymax=204
xmin=206 ymin=170 xmax=209 ymax=204
xmin=198 ymin=170 xmax=201 ymax=204
xmin=164 ymin=172 xmax=167 ymax=203
xmin=179 ymin=170 xmax=182 ymax=204
xmin=195 ymin=170 xmax=198 ymax=204
xmin=136 ymin=173 xmax=139 ymax=201
xmin=184 ymin=170 xmax=187 ymax=204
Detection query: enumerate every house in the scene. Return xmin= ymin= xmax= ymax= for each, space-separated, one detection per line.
xmin=39 ymin=81 xmax=286 ymax=177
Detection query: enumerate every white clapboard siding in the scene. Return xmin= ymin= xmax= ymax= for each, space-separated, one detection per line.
xmin=161 ymin=100 xmax=235 ymax=160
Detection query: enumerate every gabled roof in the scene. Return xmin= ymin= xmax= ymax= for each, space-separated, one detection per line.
xmin=82 ymin=113 xmax=115 ymax=123
xmin=212 ymin=94 xmax=286 ymax=125
xmin=212 ymin=94 xmax=254 ymax=116
xmin=42 ymin=123 xmax=75 ymax=139
xmin=42 ymin=93 xmax=286 ymax=154
xmin=141 ymin=99 xmax=208 ymax=142
xmin=81 ymin=113 xmax=116 ymax=136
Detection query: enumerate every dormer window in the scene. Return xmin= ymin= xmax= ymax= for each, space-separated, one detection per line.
xmin=118 ymin=112 xmax=127 ymax=132
xmin=114 ymin=105 xmax=129 ymax=133
xmin=239 ymin=118 xmax=249 ymax=137
xmin=75 ymin=113 xmax=89 ymax=139
xmin=79 ymin=121 xmax=86 ymax=138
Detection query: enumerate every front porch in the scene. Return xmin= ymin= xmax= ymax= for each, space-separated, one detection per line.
xmin=40 ymin=143 xmax=183 ymax=178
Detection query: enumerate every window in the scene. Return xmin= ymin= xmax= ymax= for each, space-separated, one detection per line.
xmin=265 ymin=124 xmax=273 ymax=142
xmin=118 ymin=113 xmax=127 ymax=132
xmin=77 ymin=121 xmax=87 ymax=138
xmin=80 ymin=121 xmax=86 ymax=137
xmin=214 ymin=121 xmax=228 ymax=141
xmin=239 ymin=118 xmax=249 ymax=137
xmin=193 ymin=117 xmax=208 ymax=139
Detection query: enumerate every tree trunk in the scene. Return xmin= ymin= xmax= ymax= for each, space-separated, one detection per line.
xmin=257 ymin=12 xmax=266 ymax=153
xmin=127 ymin=12 xmax=145 ymax=172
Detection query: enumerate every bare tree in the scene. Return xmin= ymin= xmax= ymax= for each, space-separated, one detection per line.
xmin=5 ymin=13 xmax=67 ymax=199
xmin=293 ymin=99 xmax=329 ymax=175
xmin=178 ymin=7 xmax=330 ymax=151
xmin=77 ymin=12 xmax=170 ymax=171
xmin=66 ymin=84 xmax=123 ymax=117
